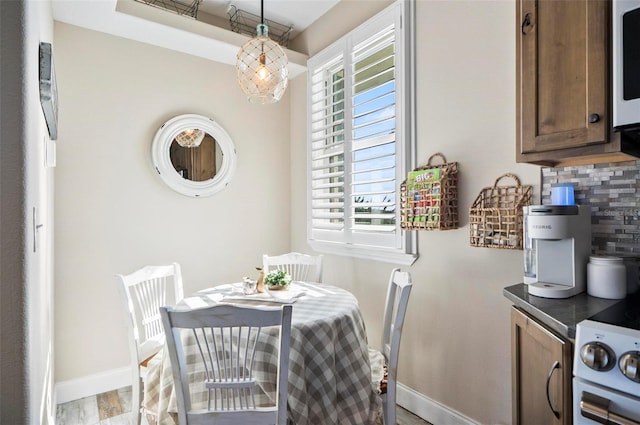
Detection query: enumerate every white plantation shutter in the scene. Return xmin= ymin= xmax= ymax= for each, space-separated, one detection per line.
xmin=350 ymin=25 xmax=397 ymax=246
xmin=309 ymin=54 xmax=346 ymax=242
xmin=307 ymin=0 xmax=416 ymax=264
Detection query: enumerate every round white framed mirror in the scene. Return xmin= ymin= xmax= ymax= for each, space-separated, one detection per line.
xmin=151 ymin=114 xmax=236 ymax=197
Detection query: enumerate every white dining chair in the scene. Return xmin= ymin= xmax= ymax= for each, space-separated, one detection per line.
xmin=160 ymin=303 xmax=293 ymax=425
xmin=263 ymin=252 xmax=324 ymax=283
xmin=115 ymin=263 xmax=184 ymax=425
xmin=369 ymin=268 xmax=412 ymax=425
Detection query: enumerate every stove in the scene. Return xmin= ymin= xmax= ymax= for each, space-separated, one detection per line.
xmin=573 ymin=296 xmax=640 ymax=424
xmin=587 ymin=295 xmax=640 ymax=331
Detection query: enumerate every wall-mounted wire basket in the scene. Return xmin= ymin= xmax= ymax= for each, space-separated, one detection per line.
xmin=469 ymin=173 xmax=532 ymax=250
xmin=400 ymin=153 xmax=459 ymax=231
xmin=228 ymin=5 xmax=293 ymax=48
xmin=134 ymin=0 xmax=201 ymax=18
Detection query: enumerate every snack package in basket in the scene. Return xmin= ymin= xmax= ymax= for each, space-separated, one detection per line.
xmin=406 ymin=168 xmax=441 ymax=223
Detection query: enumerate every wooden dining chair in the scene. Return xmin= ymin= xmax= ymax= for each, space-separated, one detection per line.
xmin=369 ymin=268 xmax=412 ymax=425
xmin=115 ymin=263 xmax=184 ymax=425
xmin=160 ymin=303 xmax=293 ymax=425
xmin=263 ymin=252 xmax=324 ymax=283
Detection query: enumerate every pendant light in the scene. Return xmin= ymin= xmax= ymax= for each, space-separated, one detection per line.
xmin=174 ymin=128 xmax=205 ymax=148
xmin=235 ymin=0 xmax=289 ymax=104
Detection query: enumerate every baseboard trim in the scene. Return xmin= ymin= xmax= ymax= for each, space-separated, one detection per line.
xmin=56 ymin=367 xmax=476 ymax=424
xmin=397 ymin=382 xmax=479 ymax=425
xmin=55 ymin=367 xmax=131 ymax=404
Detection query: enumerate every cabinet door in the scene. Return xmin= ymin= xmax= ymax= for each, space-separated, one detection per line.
xmin=517 ymin=0 xmax=608 ymax=156
xmin=511 ymin=307 xmax=573 ymax=425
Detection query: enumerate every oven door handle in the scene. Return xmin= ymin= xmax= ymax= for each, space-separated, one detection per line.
xmin=581 ymin=391 xmax=640 ymax=425
xmin=546 ymin=361 xmax=561 ymax=419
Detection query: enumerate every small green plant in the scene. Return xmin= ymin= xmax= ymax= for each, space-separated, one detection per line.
xmin=264 ymin=270 xmax=292 ymax=287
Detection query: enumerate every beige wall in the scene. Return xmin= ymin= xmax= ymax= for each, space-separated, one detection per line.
xmin=54 ymin=0 xmax=542 ymax=423
xmin=290 ymin=1 xmax=540 ymax=424
xmin=54 ymin=23 xmax=293 ymax=382
xmin=1 ymin=0 xmax=56 ymax=422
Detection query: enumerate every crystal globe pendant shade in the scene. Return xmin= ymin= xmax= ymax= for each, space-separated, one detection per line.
xmin=174 ymin=128 xmax=205 ymax=148
xmin=236 ymin=23 xmax=289 ymax=104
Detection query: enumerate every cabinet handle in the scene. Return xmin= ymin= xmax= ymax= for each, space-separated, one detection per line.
xmin=521 ymin=13 xmax=532 ymax=35
xmin=545 ymin=361 xmax=561 ymax=419
xmin=589 ymin=113 xmax=601 ymax=123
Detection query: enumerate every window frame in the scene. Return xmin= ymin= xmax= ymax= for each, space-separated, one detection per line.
xmin=306 ymin=0 xmax=417 ymax=265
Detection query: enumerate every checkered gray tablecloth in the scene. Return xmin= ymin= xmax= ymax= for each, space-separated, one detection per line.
xmin=143 ymin=282 xmax=382 ymax=425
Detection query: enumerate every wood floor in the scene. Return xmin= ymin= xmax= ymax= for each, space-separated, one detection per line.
xmin=56 ymin=386 xmax=431 ymax=425
xmin=396 ymin=407 xmax=433 ymax=425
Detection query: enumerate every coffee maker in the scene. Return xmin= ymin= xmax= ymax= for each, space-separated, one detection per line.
xmin=523 ymin=205 xmax=591 ymax=298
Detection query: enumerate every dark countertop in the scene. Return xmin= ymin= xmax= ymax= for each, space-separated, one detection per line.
xmin=503 ymin=283 xmax=622 ymax=340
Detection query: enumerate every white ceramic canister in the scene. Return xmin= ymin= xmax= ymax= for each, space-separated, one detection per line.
xmin=587 ymin=255 xmax=627 ymax=299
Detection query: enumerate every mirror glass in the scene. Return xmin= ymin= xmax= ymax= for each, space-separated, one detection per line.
xmin=169 ymin=134 xmax=222 ymax=182
xmin=152 ymin=114 xmax=236 ymax=197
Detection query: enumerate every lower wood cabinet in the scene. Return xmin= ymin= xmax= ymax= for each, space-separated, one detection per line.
xmin=511 ymin=307 xmax=573 ymax=425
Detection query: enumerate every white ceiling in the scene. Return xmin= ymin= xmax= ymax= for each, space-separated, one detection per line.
xmin=198 ymin=0 xmax=340 ymax=37
xmin=51 ymin=0 xmax=340 ymax=77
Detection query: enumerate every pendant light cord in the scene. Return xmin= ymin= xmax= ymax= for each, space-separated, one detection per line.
xmin=260 ymin=0 xmax=265 ymax=56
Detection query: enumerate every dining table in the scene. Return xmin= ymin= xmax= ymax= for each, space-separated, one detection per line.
xmin=142 ymin=281 xmax=382 ymax=425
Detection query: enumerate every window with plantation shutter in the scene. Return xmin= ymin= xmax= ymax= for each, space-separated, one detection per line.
xmin=307 ymin=1 xmax=416 ymax=265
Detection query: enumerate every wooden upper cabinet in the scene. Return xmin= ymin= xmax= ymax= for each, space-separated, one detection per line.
xmin=519 ymin=0 xmax=607 ymax=151
xmin=516 ymin=0 xmax=639 ymax=166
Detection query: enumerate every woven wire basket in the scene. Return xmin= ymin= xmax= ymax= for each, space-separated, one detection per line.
xmin=400 ymin=153 xmax=459 ymax=231
xmin=134 ymin=0 xmax=201 ymax=18
xmin=469 ymin=173 xmax=532 ymax=249
xmin=228 ymin=5 xmax=293 ymax=48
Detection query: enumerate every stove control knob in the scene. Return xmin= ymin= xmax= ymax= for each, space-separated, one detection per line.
xmin=619 ymin=351 xmax=640 ymax=383
xmin=580 ymin=342 xmax=615 ymax=371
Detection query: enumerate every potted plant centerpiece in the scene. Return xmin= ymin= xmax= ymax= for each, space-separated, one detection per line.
xmin=264 ymin=270 xmax=292 ymax=291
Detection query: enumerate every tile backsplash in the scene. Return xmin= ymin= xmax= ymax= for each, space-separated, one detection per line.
xmin=541 ymin=160 xmax=640 ymax=255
